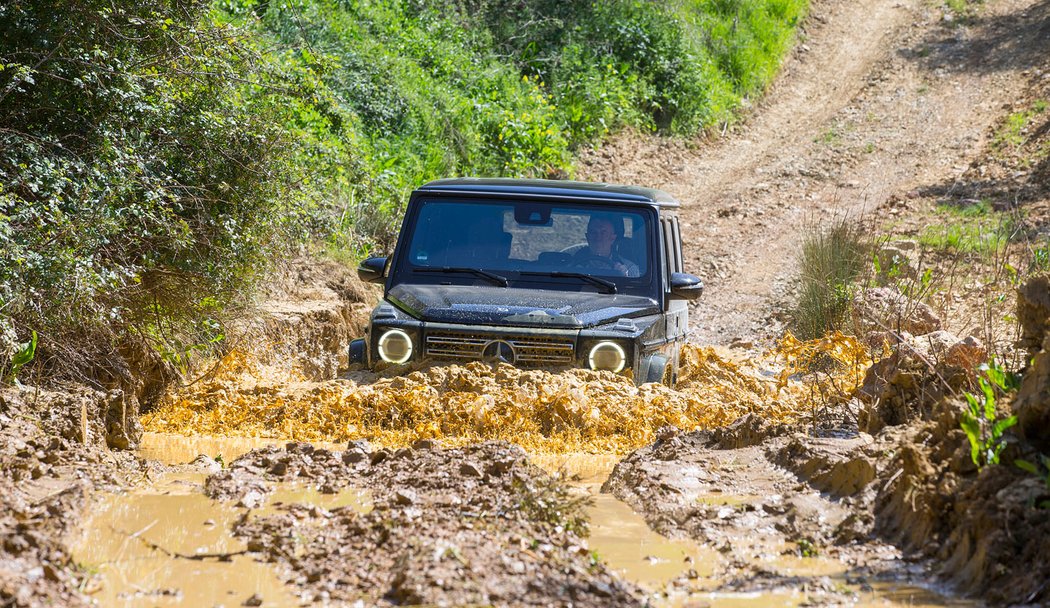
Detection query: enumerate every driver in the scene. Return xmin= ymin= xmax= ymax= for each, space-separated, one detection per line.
xmin=573 ymin=215 xmax=639 ymax=277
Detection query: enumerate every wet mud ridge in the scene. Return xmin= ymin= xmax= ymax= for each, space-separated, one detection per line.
xmin=207 ymin=440 xmax=642 ymax=606
xmin=605 ymin=419 xmax=905 ymax=599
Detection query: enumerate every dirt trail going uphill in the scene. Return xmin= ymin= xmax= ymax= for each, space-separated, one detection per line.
xmin=580 ymin=0 xmax=1049 ymax=345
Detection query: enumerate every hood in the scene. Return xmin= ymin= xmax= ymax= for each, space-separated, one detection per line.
xmin=387 ymin=284 xmax=659 ymax=328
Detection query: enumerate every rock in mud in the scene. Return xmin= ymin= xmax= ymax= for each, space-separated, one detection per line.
xmin=851 ymin=287 xmax=941 ymax=338
xmin=1014 ymin=337 xmax=1050 ymax=452
xmin=104 ymin=389 xmax=143 ymax=450
xmin=1016 ymin=273 xmax=1050 ymax=356
xmin=1013 ymin=275 xmax=1050 ymax=451
xmin=711 ymin=413 xmax=787 ymax=449
xmin=856 ymin=330 xmax=982 ymax=434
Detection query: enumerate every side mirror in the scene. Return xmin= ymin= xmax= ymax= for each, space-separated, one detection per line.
xmin=669 ymin=272 xmax=703 ymax=300
xmin=357 ymin=256 xmax=388 ymax=284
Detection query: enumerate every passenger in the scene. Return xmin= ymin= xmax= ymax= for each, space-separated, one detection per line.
xmin=573 ymin=215 xmax=639 ymax=277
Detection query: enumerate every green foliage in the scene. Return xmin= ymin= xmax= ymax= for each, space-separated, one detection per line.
xmin=222 ymin=0 xmax=808 ymax=250
xmin=790 ymin=221 xmax=869 ymax=340
xmin=918 ymin=212 xmax=1015 ymax=257
xmin=5 ymin=330 xmax=36 ymax=385
xmin=1029 ymin=241 xmax=1050 ymax=273
xmin=961 ymin=359 xmax=1019 ymax=469
xmin=937 ymin=199 xmax=993 ymax=217
xmin=795 ymin=537 xmax=818 ymax=557
xmin=944 ymin=0 xmax=983 ymax=20
xmin=1 ymin=0 xmax=807 ymax=381
xmin=1014 ymin=455 xmax=1050 ymax=508
xmin=0 ymin=0 xmax=333 ymax=376
xmin=993 ymin=100 xmax=1046 ymax=152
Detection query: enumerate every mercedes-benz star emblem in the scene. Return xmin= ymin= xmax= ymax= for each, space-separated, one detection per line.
xmin=482 ymin=340 xmax=515 ymax=364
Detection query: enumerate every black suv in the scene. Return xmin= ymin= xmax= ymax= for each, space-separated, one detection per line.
xmin=349 ymin=178 xmax=702 ymax=385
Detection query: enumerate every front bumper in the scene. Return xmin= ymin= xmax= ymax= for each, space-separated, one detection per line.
xmin=355 ymin=320 xmax=642 ymax=372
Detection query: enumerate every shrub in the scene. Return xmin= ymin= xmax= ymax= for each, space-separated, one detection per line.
xmin=790 ymin=220 xmax=869 ymax=340
xmin=0 ymin=0 xmax=329 ymax=381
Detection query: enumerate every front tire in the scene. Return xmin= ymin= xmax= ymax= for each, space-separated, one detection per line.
xmin=348 ymin=338 xmax=367 ymax=366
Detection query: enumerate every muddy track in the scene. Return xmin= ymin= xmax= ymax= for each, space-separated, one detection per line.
xmin=580 ymin=0 xmax=1049 ymax=345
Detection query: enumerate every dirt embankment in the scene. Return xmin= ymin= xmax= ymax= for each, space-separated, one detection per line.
xmin=0 ymin=388 xmax=153 ymax=607
xmin=0 ymin=258 xmax=374 ymax=607
xmin=870 ymin=277 xmax=1050 ymax=604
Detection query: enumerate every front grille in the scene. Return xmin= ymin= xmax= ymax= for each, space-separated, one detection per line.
xmin=425 ymin=330 xmax=575 ymax=366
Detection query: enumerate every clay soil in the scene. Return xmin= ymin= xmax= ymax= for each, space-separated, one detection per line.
xmin=3 ymin=0 xmax=1050 ymax=605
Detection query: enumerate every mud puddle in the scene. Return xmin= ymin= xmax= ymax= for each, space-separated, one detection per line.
xmin=82 ymin=435 xmax=972 ymax=607
xmin=536 ymin=454 xmax=974 ymax=608
xmin=70 ymin=465 xmax=369 ymax=607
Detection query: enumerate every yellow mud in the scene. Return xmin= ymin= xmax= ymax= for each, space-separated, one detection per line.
xmin=144 ymin=334 xmax=871 ymax=454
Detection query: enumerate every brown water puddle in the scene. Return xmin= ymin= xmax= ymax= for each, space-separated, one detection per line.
xmin=71 ymin=466 xmax=370 ymax=607
xmin=97 ymin=436 xmax=972 ymax=608
xmin=138 ymin=432 xmax=345 ymax=465
xmin=535 ymin=453 xmax=975 ymax=608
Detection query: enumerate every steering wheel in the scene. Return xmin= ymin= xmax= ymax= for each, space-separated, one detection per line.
xmin=573 ymin=254 xmax=617 ymax=270
xmin=559 ymin=242 xmax=588 ymax=255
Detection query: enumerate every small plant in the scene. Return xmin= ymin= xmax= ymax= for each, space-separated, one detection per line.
xmin=4 ymin=330 xmax=37 ymax=385
xmin=796 ymin=537 xmax=818 ymax=557
xmin=588 ymin=550 xmax=602 ymax=571
xmin=1028 ymin=241 xmax=1050 ymax=273
xmin=960 ymin=359 xmax=1019 ymax=468
xmin=1014 ymin=455 xmax=1050 ymax=509
xmin=514 ymin=474 xmax=591 ymax=535
xmin=790 ymin=220 xmax=869 ymax=340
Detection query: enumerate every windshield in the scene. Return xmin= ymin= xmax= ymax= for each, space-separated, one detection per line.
xmin=393 ymin=198 xmax=657 ymax=295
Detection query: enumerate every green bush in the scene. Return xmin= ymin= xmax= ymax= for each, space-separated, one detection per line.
xmin=0 ymin=0 xmax=330 ymax=380
xmin=225 ymin=0 xmax=809 ymax=249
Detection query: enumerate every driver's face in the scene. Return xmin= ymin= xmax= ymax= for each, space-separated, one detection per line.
xmin=586 ymin=219 xmax=617 ymax=254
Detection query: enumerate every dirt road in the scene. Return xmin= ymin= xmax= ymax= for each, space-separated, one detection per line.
xmin=581 ymin=0 xmax=1049 ymax=345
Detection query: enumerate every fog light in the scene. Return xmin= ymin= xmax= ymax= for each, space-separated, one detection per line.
xmin=588 ymin=341 xmax=626 ymax=373
xmin=378 ymin=329 xmax=413 ymax=364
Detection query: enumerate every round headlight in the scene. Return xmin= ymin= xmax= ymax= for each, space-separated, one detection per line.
xmin=588 ymin=341 xmax=626 ymax=373
xmin=378 ymin=329 xmax=413 ymax=364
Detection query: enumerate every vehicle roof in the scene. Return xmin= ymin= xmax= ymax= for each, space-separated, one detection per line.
xmin=416 ymin=177 xmax=680 ymax=208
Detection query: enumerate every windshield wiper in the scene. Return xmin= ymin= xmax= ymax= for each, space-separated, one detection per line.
xmin=519 ymin=271 xmax=617 ymax=294
xmin=414 ymin=267 xmax=509 ymax=287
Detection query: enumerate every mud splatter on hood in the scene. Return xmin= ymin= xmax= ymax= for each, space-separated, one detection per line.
xmin=388 ymin=284 xmax=660 ymax=327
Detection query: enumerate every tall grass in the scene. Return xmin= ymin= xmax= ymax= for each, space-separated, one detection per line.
xmin=791 ymin=221 xmax=870 ymax=340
